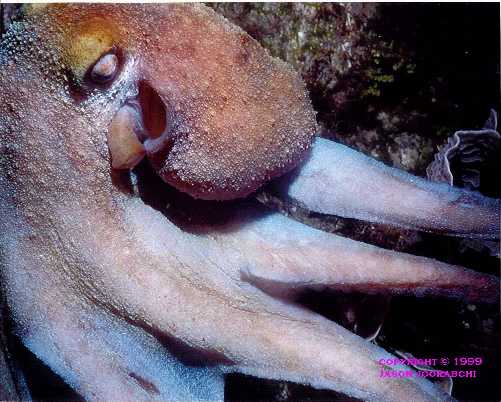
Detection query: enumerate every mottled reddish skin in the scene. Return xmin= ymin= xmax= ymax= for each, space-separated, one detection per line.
xmin=27 ymin=4 xmax=317 ymax=200
xmin=0 ymin=4 xmax=498 ymax=402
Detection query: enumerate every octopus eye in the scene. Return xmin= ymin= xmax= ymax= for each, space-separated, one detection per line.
xmin=90 ymin=53 xmax=119 ymax=84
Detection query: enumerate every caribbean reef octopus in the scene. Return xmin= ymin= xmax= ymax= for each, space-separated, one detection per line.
xmin=0 ymin=4 xmax=499 ymax=402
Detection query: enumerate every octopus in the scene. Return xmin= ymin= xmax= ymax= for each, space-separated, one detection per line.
xmin=0 ymin=4 xmax=499 ymax=402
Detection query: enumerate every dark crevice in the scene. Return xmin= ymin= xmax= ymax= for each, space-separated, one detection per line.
xmin=138 ymin=80 xmax=167 ymax=139
xmin=128 ymin=372 xmax=160 ymax=395
xmin=9 ymin=335 xmax=82 ymax=402
xmin=131 ymin=159 xmax=273 ymax=235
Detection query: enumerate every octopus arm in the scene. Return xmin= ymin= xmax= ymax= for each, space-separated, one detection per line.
xmin=228 ymin=210 xmax=499 ymax=303
xmin=3 ymin=168 xmax=494 ymax=402
xmin=114 ymin=198 xmax=492 ymax=401
xmin=6 ymin=229 xmax=451 ymax=402
xmin=223 ymin=305 xmax=455 ymax=402
xmin=8 ymin=190 xmax=483 ymax=401
xmin=4 ymin=246 xmax=224 ymax=402
xmin=277 ymin=138 xmax=500 ymax=239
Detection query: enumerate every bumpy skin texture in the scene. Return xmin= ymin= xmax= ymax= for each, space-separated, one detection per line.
xmin=31 ymin=3 xmax=316 ymax=200
xmin=3 ymin=4 xmax=316 ymax=201
xmin=0 ymin=4 xmax=499 ymax=402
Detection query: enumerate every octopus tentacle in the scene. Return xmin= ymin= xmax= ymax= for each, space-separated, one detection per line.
xmin=209 ymin=296 xmax=454 ymax=402
xmin=63 ymin=203 xmax=452 ymax=402
xmin=5 ymin=247 xmax=224 ymax=402
xmin=122 ymin=197 xmax=499 ymax=304
xmin=276 ymin=137 xmax=500 ymax=239
xmin=228 ymin=211 xmax=498 ymax=303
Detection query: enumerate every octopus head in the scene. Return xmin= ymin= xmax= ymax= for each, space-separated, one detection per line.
xmin=13 ymin=4 xmax=316 ymax=200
